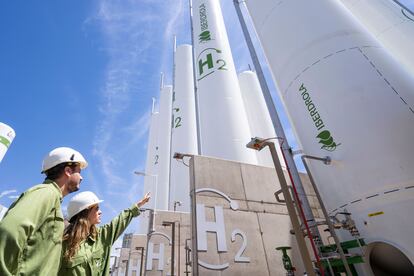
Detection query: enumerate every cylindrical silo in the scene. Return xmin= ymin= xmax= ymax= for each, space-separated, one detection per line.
xmin=191 ymin=0 xmax=257 ymax=164
xmin=157 ymin=85 xmax=173 ymax=211
xmin=0 ymin=122 xmax=16 ymax=163
xmin=238 ymin=70 xmax=284 ymax=168
xmin=338 ymin=0 xmax=414 ymax=76
xmin=169 ymin=44 xmax=198 ymax=212
xmin=245 ymin=0 xmax=414 ymax=274
xmin=139 ymin=107 xmax=160 ymax=234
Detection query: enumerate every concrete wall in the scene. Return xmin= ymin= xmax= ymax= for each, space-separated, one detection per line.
xmin=145 ymin=210 xmax=192 ymax=276
xmin=119 ymin=155 xmax=326 ymax=275
xmin=189 ymin=155 xmax=322 ymax=275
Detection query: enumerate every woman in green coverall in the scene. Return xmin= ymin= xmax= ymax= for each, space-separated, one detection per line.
xmin=58 ymin=191 xmax=150 ymax=275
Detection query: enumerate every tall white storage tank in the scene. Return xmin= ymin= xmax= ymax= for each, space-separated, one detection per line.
xmin=192 ymin=0 xmax=257 ymax=164
xmin=170 ymin=44 xmax=198 ymax=212
xmin=139 ymin=109 xmax=160 ymax=234
xmin=245 ymin=0 xmax=414 ymax=274
xmin=157 ymin=85 xmax=173 ymax=212
xmin=339 ymin=0 xmax=414 ymax=76
xmin=0 ymin=122 xmax=16 ymax=163
xmin=238 ymin=70 xmax=283 ymax=168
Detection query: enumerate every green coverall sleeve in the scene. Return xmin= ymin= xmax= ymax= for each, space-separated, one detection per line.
xmin=0 ymin=187 xmax=57 ymax=276
xmin=100 ymin=204 xmax=140 ymax=246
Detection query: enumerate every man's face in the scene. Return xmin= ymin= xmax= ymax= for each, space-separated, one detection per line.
xmin=66 ymin=164 xmax=83 ymax=194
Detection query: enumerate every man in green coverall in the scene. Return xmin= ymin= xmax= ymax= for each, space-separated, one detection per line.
xmin=0 ymin=147 xmax=88 ymax=275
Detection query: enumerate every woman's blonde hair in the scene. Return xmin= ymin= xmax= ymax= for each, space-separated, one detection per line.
xmin=63 ymin=205 xmax=98 ymax=261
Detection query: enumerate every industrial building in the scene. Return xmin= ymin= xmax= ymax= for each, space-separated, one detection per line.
xmin=111 ymin=0 xmax=414 ymax=275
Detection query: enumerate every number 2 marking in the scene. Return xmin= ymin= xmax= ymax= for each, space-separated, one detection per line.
xmin=231 ymin=229 xmax=250 ymax=263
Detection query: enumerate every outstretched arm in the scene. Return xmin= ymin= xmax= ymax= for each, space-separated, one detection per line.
xmin=137 ymin=192 xmax=151 ymax=208
xmin=100 ymin=192 xmax=151 ymax=245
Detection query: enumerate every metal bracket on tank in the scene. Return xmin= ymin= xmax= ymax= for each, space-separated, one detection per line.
xmin=331 ymin=210 xmax=361 ymax=238
xmin=274 ymin=186 xmax=296 ymax=204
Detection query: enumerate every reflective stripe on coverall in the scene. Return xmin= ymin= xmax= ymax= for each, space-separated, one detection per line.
xmin=58 ymin=204 xmax=140 ymax=276
xmin=0 ymin=180 xmax=64 ymax=275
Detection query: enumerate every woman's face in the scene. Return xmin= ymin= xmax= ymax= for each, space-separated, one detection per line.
xmin=87 ymin=204 xmax=102 ymax=225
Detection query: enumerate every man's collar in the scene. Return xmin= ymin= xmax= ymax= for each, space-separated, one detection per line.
xmin=43 ymin=179 xmax=63 ymax=202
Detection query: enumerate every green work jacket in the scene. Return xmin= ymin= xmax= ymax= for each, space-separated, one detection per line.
xmin=0 ymin=180 xmax=64 ymax=275
xmin=58 ymin=204 xmax=140 ymax=276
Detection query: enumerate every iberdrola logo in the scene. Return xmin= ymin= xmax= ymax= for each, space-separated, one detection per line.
xmin=316 ymin=130 xmax=341 ymax=152
xmin=299 ymin=83 xmax=341 ymax=152
xmin=198 ymin=3 xmax=212 ymax=43
xmin=199 ymin=30 xmax=211 ymax=43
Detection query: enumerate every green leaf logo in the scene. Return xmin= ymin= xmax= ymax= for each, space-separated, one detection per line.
xmin=199 ymin=30 xmax=211 ymax=43
xmin=316 ymin=130 xmax=341 ymax=151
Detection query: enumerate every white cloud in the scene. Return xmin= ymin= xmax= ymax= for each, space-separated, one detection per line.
xmin=122 ymin=109 xmax=152 ymax=148
xmin=83 ymin=0 xmax=186 ymax=216
xmin=0 ymin=190 xmax=17 ymax=199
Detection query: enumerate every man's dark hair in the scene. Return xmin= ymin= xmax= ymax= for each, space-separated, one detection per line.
xmin=45 ymin=162 xmax=78 ymax=181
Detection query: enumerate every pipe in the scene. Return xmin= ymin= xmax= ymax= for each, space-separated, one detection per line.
xmin=279 ymin=144 xmax=324 ymax=275
xmin=301 ymin=155 xmax=352 ymax=276
xmin=266 ymin=141 xmax=317 ymax=276
xmin=188 ymin=0 xmax=202 ymax=155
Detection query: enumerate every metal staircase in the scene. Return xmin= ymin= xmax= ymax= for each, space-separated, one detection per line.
xmin=300 ymin=155 xmax=366 ymax=276
xmin=319 ymin=238 xmax=365 ymax=275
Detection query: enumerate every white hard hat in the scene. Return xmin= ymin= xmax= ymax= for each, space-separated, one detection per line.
xmin=42 ymin=147 xmax=88 ymax=173
xmin=67 ymin=191 xmax=103 ymax=221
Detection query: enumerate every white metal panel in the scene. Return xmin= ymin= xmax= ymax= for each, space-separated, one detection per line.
xmin=157 ymin=85 xmax=173 ymax=211
xmin=192 ymin=0 xmax=257 ymax=164
xmin=238 ymin=71 xmax=284 ymax=168
xmin=245 ymin=0 xmax=414 ymax=266
xmin=170 ymin=44 xmax=198 ymax=212
xmin=0 ymin=122 xmax=15 ymax=163
xmin=339 ymin=0 xmax=414 ymax=76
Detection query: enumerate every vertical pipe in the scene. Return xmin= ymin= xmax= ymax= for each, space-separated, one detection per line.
xmin=189 ymin=157 xmax=199 ymax=276
xmin=171 ymin=223 xmax=176 ymax=276
xmin=189 ymin=0 xmax=202 ymax=155
xmin=151 ymin=97 xmax=156 ymax=114
xmin=169 ymin=36 xmax=177 ymax=210
xmin=267 ymin=142 xmax=316 ymax=276
xmin=302 ymin=155 xmax=352 ymax=276
xmin=160 ymin=72 xmax=164 ymax=90
xmin=126 ymin=254 xmax=130 ymax=276
xmin=139 ymin=247 xmax=144 ymax=276
xmin=177 ymin=222 xmax=181 ymax=276
xmin=185 ymin=239 xmax=191 ymax=275
xmin=279 ymin=146 xmax=324 ymax=275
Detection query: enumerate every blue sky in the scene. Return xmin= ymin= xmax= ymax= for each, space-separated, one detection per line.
xmin=0 ymin=0 xmax=282 ymax=234
xmin=1 ymin=0 xmax=413 ymax=236
xmin=0 ymin=0 xmax=194 ymax=232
